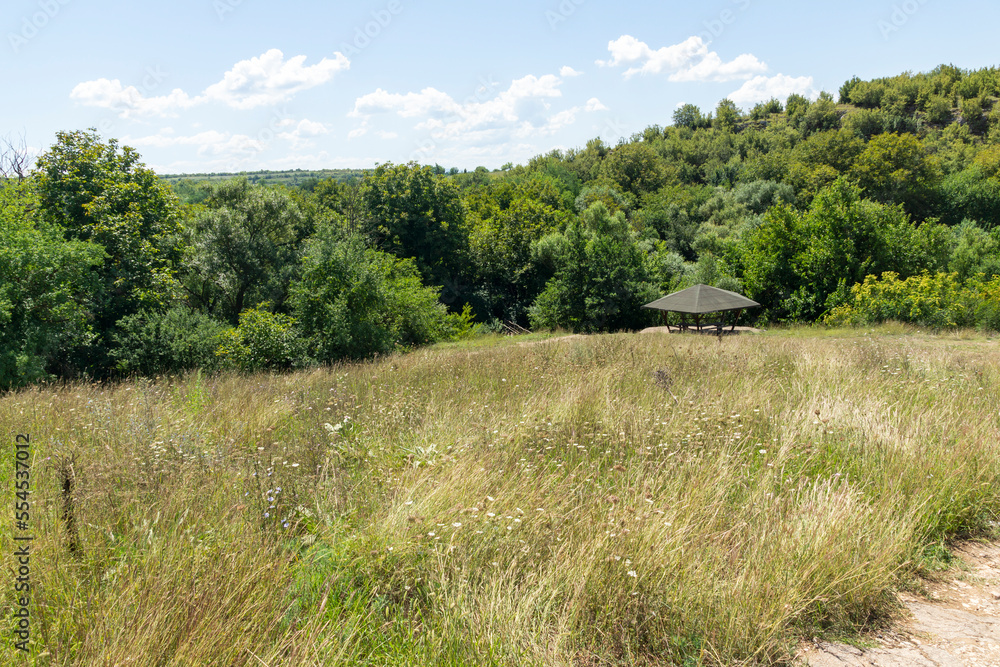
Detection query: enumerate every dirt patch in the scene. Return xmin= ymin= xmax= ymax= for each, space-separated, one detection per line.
xmin=799 ymin=541 xmax=1000 ymax=666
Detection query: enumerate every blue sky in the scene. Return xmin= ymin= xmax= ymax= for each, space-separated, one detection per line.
xmin=4 ymin=0 xmax=999 ymax=174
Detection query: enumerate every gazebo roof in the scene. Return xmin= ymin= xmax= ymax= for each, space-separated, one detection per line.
xmin=642 ymin=284 xmax=760 ymax=315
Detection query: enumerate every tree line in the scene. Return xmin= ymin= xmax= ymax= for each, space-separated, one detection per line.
xmin=3 ymin=63 xmax=1000 ymax=389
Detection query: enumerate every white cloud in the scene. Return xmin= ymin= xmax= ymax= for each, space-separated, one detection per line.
xmin=585 ymin=97 xmax=608 ymax=112
xmin=350 ymin=72 xmax=573 ymax=143
xmin=71 ymin=49 xmax=350 ymax=117
xmin=600 ymin=35 xmax=766 ymax=82
xmin=199 ymin=134 xmax=266 ymax=157
xmin=278 ymin=119 xmax=330 ymax=149
xmin=515 ymin=106 xmax=578 ymax=138
xmin=125 ymin=129 xmax=264 ymax=158
xmin=70 ymin=79 xmax=198 ymax=118
xmin=126 ymin=130 xmax=230 ymax=149
xmin=351 ymin=87 xmax=461 ymax=118
xmin=728 ymin=74 xmax=818 ymax=107
xmin=560 ymin=65 xmax=583 ymax=77
xmin=295 ymin=119 xmax=329 ymax=136
xmin=204 ymin=49 xmax=350 ymax=109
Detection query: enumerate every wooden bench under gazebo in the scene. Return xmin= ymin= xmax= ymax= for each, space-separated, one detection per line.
xmin=642 ymin=284 xmax=760 ymax=334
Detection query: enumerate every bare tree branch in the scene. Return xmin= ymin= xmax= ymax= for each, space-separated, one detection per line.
xmin=0 ymin=133 xmax=31 ymax=182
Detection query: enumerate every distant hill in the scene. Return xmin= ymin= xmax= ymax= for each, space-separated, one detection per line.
xmin=159 ymin=168 xmax=369 ymax=188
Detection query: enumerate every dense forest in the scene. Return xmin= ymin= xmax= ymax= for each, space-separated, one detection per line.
xmin=4 ymin=63 xmax=1000 ymax=390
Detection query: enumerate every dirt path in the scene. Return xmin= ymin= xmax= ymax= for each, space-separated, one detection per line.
xmin=799 ymin=542 xmax=1000 ymax=667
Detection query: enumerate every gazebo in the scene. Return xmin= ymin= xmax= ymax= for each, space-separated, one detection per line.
xmin=642 ymin=284 xmax=760 ymax=333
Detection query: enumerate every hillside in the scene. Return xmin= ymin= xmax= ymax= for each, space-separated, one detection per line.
xmin=160 ymin=167 xmax=368 ymax=188
xmin=4 ymin=327 xmax=999 ymax=664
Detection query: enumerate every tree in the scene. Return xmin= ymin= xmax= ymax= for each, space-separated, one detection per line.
xmin=948 ymin=220 xmax=1000 ymax=280
xmin=733 ymin=179 xmax=944 ymax=320
xmin=599 ymin=142 xmax=669 ymax=197
xmin=0 ymin=180 xmax=104 ymax=388
xmin=359 ymin=163 xmax=470 ymax=304
xmin=312 ymin=177 xmax=363 ymax=233
xmin=799 ymin=92 xmax=840 ymax=135
xmin=749 ymin=98 xmax=783 ymax=121
xmin=466 ymin=182 xmax=568 ymax=323
xmin=0 ymin=134 xmax=30 ymax=181
xmin=564 ymin=138 xmax=610 ymax=183
xmin=672 ymin=104 xmax=709 ymax=130
xmin=529 ymin=202 xmax=658 ymax=332
xmin=32 ymin=129 xmax=183 ymax=376
xmin=786 ymin=93 xmax=811 ymax=123
xmin=839 ymin=76 xmax=863 ymax=104
xmin=938 ymin=168 xmax=1000 ymax=227
xmin=923 ymin=95 xmax=953 ymax=125
xmin=848 ymin=132 xmax=941 ymax=219
xmin=714 ymin=99 xmax=741 ymax=133
xmin=961 ymin=96 xmax=987 ymax=134
xmin=184 ymin=178 xmax=307 ymax=323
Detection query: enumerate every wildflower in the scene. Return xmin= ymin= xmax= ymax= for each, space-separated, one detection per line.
xmin=627 ymin=571 xmax=637 ymax=578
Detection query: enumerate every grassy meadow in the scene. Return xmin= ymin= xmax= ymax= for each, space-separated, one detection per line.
xmin=2 ymin=326 xmax=999 ymax=665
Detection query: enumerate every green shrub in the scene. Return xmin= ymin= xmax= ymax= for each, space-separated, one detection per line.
xmin=112 ymin=306 xmax=228 ymax=376
xmin=848 ymin=80 xmax=886 ymax=108
xmin=573 ymin=183 xmax=633 ymax=214
xmin=824 ymin=271 xmax=1000 ymax=329
xmin=291 ymin=230 xmax=468 ymax=362
xmin=216 ymin=305 xmax=310 ymax=373
xmin=749 ymin=97 xmax=783 ymax=120
xmin=924 ymin=95 xmax=953 ymax=125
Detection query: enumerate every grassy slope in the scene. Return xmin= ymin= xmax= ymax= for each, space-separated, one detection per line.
xmin=2 ymin=326 xmax=999 ymax=665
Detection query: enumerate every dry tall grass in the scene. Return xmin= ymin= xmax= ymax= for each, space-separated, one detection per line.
xmin=2 ymin=327 xmax=999 ymax=665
